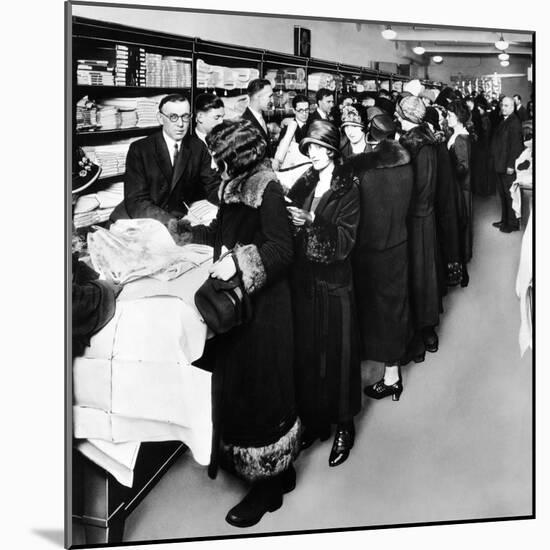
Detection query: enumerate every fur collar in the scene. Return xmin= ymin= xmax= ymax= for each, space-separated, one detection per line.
xmin=222 ymin=160 xmax=279 ymax=209
xmin=345 ymin=139 xmax=410 ymax=172
xmin=288 ymin=162 xmax=358 ymax=206
xmin=399 ymin=124 xmax=437 ymax=159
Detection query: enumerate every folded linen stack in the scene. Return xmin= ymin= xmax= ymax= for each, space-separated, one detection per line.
xmin=96 ymin=105 xmax=120 ymax=130
xmin=76 ymin=96 xmax=98 ymax=131
xmin=161 ymin=56 xmax=192 ymax=87
xmin=307 ymin=72 xmax=336 ymax=92
xmin=145 ymin=52 xmax=162 ymax=87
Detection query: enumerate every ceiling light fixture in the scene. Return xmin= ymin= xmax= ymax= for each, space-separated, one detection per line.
xmin=413 ymin=43 xmax=426 ymax=55
xmin=498 ymin=52 xmax=510 ymax=61
xmin=500 ymin=60 xmax=510 ymax=67
xmin=432 ymin=55 xmax=443 ymax=64
xmin=495 ymin=33 xmax=509 ymax=51
xmin=381 ymin=26 xmax=397 ymax=40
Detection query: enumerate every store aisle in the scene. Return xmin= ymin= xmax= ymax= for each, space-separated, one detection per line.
xmin=123 ymin=194 xmax=532 ymax=542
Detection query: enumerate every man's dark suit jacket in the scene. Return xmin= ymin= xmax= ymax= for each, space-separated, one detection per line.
xmin=515 ymin=105 xmax=529 ymax=123
xmin=490 ymin=113 xmax=524 ymax=174
xmin=241 ymin=107 xmax=273 ymax=158
xmin=111 ymin=131 xmax=220 ymax=225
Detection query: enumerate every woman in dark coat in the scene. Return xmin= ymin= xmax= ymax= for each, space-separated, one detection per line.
xmin=447 ymin=100 xmax=473 ymax=272
xmin=394 ymin=96 xmax=441 ymax=367
xmin=473 ymin=96 xmax=493 ymax=196
xmin=169 ymin=119 xmax=298 ymax=528
xmin=286 ymin=120 xmax=361 ymax=468
xmin=424 ymin=106 xmax=467 ymax=288
xmin=346 ymin=115 xmax=414 ymax=402
xmin=339 ymin=104 xmax=374 ymax=159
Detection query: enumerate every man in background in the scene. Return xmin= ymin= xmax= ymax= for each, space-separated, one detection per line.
xmin=194 ymin=92 xmax=225 ymax=175
xmin=513 ymin=94 xmax=529 ymax=123
xmin=242 ymin=78 xmax=275 ymax=157
xmin=490 ymin=96 xmax=524 ymax=233
xmin=111 ymin=93 xmax=220 ymax=224
xmin=307 ymin=88 xmax=335 ymax=126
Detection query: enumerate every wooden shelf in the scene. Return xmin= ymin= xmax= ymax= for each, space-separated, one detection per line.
xmin=76 ymin=85 xmax=191 ymax=96
xmin=76 ymin=125 xmax=160 ymax=143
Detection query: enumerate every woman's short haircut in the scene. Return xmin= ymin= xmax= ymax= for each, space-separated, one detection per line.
xmin=292 ymin=94 xmax=309 ymax=109
xmin=447 ymin=99 xmax=471 ymax=125
xmin=207 ymin=119 xmax=267 ymax=178
xmin=195 ymin=92 xmax=224 ymax=113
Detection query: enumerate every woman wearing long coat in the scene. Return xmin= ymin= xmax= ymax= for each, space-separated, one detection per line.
xmin=169 ymin=119 xmax=298 ymax=528
xmin=346 ymin=124 xmax=415 ymax=402
xmin=447 ymin=100 xmax=473 ymax=270
xmin=395 ymin=97 xmax=441 ymax=364
xmin=286 ymin=120 xmax=361 ymax=468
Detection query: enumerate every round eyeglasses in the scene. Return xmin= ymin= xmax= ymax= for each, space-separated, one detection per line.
xmin=160 ymin=111 xmax=192 ymax=123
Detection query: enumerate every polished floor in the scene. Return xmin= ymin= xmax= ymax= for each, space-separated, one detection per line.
xmin=118 ymin=194 xmax=532 ymax=541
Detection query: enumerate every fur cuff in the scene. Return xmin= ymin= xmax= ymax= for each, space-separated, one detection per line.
xmin=304 ymin=219 xmax=338 ymax=264
xmin=221 ymin=418 xmax=300 ymax=482
xmin=233 ymin=244 xmax=267 ymax=294
xmin=167 ymin=217 xmax=193 ymax=246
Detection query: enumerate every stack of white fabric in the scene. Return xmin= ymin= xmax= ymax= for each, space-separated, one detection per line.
xmin=96 ymin=105 xmax=119 ymax=130
xmin=145 ymin=52 xmax=162 ymax=86
xmin=160 ymin=56 xmax=192 ymax=87
xmin=73 ymin=182 xmax=124 ymax=229
xmin=136 ymin=95 xmax=164 ymax=127
xmin=308 ymin=72 xmax=336 ymax=91
xmin=82 ymin=139 xmax=140 ymax=179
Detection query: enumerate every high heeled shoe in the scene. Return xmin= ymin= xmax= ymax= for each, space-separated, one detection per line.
xmin=328 ymin=423 xmax=355 ymax=467
xmin=363 ymin=378 xmax=403 ymax=401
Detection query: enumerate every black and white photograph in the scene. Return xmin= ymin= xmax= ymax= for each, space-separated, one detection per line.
xmin=65 ymin=1 xmax=536 ymax=547
xmin=6 ymin=1 xmax=547 ymax=549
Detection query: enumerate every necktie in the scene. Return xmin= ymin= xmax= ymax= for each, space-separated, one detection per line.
xmin=173 ymin=142 xmax=179 ymax=167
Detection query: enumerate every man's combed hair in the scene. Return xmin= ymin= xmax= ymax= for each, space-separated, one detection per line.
xmin=207 ymin=119 xmax=267 ymax=178
xmin=159 ymin=93 xmax=189 ymax=111
xmin=247 ymin=78 xmax=271 ymax=98
xmin=195 ymin=92 xmax=225 ymax=113
xmin=315 ymin=88 xmax=333 ymax=103
xmin=292 ymin=94 xmax=309 ymax=109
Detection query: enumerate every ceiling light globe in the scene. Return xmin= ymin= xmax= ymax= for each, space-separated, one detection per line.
xmin=500 ymin=60 xmax=510 ymax=67
xmin=381 ymin=27 xmax=397 ymax=40
xmin=498 ymin=52 xmax=510 ymax=61
xmin=432 ymin=55 xmax=443 ymax=64
xmin=413 ymin=46 xmax=426 ymax=55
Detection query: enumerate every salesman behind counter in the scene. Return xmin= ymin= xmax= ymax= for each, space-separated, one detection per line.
xmin=110 ymin=93 xmax=221 ymax=226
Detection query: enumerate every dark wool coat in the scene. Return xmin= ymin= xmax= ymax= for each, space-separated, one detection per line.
xmin=287 ymin=164 xmax=362 ymax=428
xmin=490 ymin=113 xmax=524 ymax=174
xmin=340 ymin=137 xmax=375 ymax=160
xmin=433 ymin=132 xmax=467 ymax=287
xmin=112 ymin=131 xmax=220 ymax=225
xmin=449 ymin=134 xmax=473 ymax=263
xmin=472 ymin=113 xmax=493 ymax=196
xmin=346 ymin=140 xmax=414 ymax=363
xmin=184 ymin=161 xmax=296 ymax=453
xmin=400 ymin=124 xmax=441 ymax=330
xmin=241 ymin=108 xmax=274 ymax=158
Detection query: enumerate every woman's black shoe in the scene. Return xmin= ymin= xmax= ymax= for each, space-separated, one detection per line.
xmin=225 ymin=479 xmax=283 ymax=528
xmin=328 ymin=423 xmax=355 ymax=467
xmin=300 ymin=425 xmax=331 ymax=450
xmin=364 ymin=378 xmax=403 ymax=401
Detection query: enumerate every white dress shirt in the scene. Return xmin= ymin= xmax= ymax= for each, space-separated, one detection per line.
xmin=162 ymin=131 xmax=183 ymax=165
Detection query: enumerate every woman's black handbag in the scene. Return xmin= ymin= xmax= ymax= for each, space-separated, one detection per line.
xmin=195 ymin=270 xmax=252 ymax=334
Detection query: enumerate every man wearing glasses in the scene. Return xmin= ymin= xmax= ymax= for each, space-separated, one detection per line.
xmin=112 ymin=93 xmax=220 ymax=224
xmin=272 ymin=94 xmax=311 ymax=170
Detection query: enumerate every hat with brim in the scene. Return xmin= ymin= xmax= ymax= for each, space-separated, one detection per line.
xmin=299 ymin=119 xmax=340 ymax=156
xmin=73 ymin=147 xmax=102 ymax=194
xmin=340 ymin=105 xmax=364 ymax=129
xmin=370 ymin=114 xmax=396 ymax=141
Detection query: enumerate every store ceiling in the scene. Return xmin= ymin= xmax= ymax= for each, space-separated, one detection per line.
xmin=388 ymin=27 xmax=533 ymax=56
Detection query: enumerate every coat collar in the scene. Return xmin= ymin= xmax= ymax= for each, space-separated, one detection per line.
xmin=345 ymin=139 xmax=411 ymax=172
xmin=221 ymin=159 xmax=278 ymax=209
xmin=399 ymin=123 xmax=437 ymax=159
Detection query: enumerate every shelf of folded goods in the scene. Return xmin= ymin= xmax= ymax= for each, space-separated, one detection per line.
xmin=76 ymin=85 xmax=192 ymax=96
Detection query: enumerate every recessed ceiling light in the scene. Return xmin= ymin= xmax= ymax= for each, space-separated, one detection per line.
xmin=413 ymin=43 xmax=426 ymax=55
xmin=498 ymin=52 xmax=510 ymax=61
xmin=381 ymin=26 xmax=397 ymax=40
xmin=432 ymin=55 xmax=443 ymax=63
xmin=495 ymin=33 xmax=509 ymax=51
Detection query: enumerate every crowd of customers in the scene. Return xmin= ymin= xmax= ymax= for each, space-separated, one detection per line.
xmin=75 ymin=78 xmax=533 ymax=530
